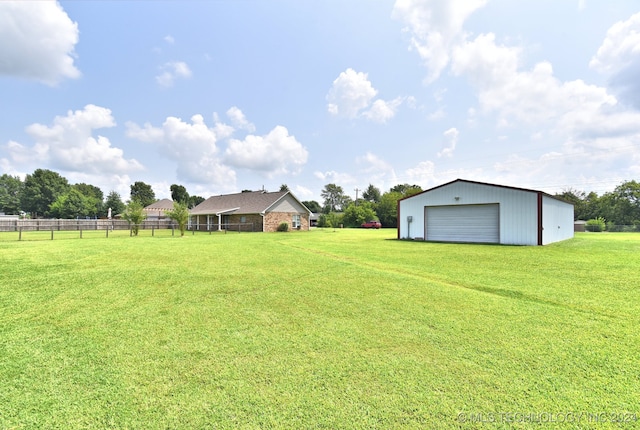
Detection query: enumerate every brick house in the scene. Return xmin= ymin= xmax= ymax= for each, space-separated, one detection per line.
xmin=189 ymin=190 xmax=311 ymax=232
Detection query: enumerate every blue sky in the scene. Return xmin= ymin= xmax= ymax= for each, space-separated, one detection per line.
xmin=1 ymin=0 xmax=640 ymax=203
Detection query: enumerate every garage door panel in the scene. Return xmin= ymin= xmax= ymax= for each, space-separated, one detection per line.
xmin=426 ymin=204 xmax=499 ymax=243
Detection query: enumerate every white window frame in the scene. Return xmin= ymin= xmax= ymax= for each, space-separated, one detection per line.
xmin=292 ymin=214 xmax=301 ymax=229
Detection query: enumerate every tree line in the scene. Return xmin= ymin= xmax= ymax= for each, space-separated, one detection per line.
xmin=307 ymin=181 xmax=640 ymax=230
xmin=300 ymin=183 xmax=423 ymax=228
xmin=2 ymin=169 xmax=638 ymax=230
xmin=0 ymin=168 xmax=204 ymax=220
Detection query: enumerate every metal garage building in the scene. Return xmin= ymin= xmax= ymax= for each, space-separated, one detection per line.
xmin=397 ymin=179 xmax=574 ymax=245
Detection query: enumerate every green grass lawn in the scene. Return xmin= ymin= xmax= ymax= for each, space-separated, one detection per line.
xmin=1 ymin=230 xmax=639 ymax=428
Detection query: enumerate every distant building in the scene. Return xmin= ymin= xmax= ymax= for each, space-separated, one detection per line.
xmin=143 ymin=199 xmax=174 ymax=219
xmin=189 ymin=190 xmax=311 ymax=232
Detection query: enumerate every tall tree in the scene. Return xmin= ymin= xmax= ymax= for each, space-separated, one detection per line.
xmin=279 ymin=184 xmax=290 ymax=192
xmin=104 ymin=191 xmax=126 ymax=218
xmin=389 ymin=183 xmax=423 ymax=197
xmin=321 ymin=183 xmax=349 ymax=213
xmin=362 ymin=184 xmax=381 ymax=203
xmin=0 ymin=174 xmax=24 ymax=215
xmin=21 ymin=169 xmax=70 ymax=218
xmin=72 ymin=183 xmax=104 ymax=217
xmin=377 ymin=191 xmax=403 ymax=228
xmin=188 ymin=195 xmax=205 ymax=208
xmin=170 ymin=184 xmax=190 ymax=205
xmin=49 ymin=189 xmax=95 ymax=219
xmin=605 ymin=180 xmax=640 ymax=225
xmin=130 ymin=181 xmax=156 ymax=207
xmin=342 ymin=201 xmax=377 ymax=227
xmin=302 ymin=200 xmax=321 ymax=213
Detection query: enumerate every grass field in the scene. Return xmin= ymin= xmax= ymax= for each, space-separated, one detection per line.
xmin=1 ymin=230 xmax=639 ymax=428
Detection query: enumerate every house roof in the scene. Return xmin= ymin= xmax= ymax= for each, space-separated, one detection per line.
xmin=399 ymin=179 xmax=573 ymax=205
xmin=144 ymin=198 xmax=174 ymax=211
xmin=190 ymin=190 xmax=311 ymax=215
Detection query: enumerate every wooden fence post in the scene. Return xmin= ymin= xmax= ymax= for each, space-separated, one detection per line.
xmin=19 ymin=227 xmax=22 ymax=241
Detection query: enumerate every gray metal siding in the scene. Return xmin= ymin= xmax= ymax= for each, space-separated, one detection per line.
xmin=399 ymin=181 xmax=541 ymax=245
xmin=542 ymin=195 xmax=574 ymax=244
xmin=425 ymin=204 xmax=499 ymax=243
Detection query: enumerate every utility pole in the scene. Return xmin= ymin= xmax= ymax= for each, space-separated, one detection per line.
xmin=354 ymin=188 xmax=360 ymax=206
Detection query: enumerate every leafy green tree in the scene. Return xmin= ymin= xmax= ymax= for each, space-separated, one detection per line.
xmin=170 ymin=184 xmax=190 ymax=205
xmin=0 ymin=174 xmax=24 ymax=215
xmin=165 ymin=201 xmax=190 ymax=236
xmin=377 ymin=191 xmax=403 ymax=228
xmin=318 ymin=212 xmax=343 ymax=228
xmin=342 ymin=201 xmax=377 ymax=227
xmin=302 ymin=200 xmax=321 ymax=213
xmin=321 ymin=183 xmax=349 ymax=213
xmin=49 ymin=189 xmax=95 ymax=219
xmin=72 ymin=183 xmax=104 ymax=217
xmin=122 ymin=201 xmax=147 ymax=236
xmin=130 ymin=181 xmax=156 ymax=207
xmin=362 ymin=184 xmax=381 ymax=203
xmin=21 ymin=169 xmax=70 ymax=218
xmin=601 ymin=180 xmax=640 ymax=226
xmin=104 ymin=191 xmax=126 ymax=218
xmin=279 ymin=184 xmax=290 ymax=192
xmin=389 ymin=183 xmax=423 ymax=197
xmin=188 ymin=195 xmax=205 ymax=208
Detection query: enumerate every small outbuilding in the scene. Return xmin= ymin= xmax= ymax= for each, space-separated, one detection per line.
xmin=398 ymin=179 xmax=574 ymax=245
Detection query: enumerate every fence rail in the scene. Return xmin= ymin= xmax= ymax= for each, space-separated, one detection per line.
xmin=0 ymin=219 xmax=260 ymax=242
xmin=0 ymin=219 xmax=176 ymax=232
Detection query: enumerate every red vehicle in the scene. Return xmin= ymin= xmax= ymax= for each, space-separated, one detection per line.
xmin=361 ymin=220 xmax=382 ymax=229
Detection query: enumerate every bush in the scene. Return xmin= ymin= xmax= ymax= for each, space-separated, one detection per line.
xmin=586 ymin=217 xmax=606 ymax=232
xmin=277 ymin=222 xmax=289 ymax=232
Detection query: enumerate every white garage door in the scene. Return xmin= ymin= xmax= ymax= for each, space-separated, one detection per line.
xmin=425 ymin=204 xmax=499 ymax=243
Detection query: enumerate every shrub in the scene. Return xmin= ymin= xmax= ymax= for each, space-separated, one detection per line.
xmin=586 ymin=217 xmax=606 ymax=232
xmin=277 ymin=222 xmax=289 ymax=232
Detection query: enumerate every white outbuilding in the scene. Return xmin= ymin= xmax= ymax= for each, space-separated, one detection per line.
xmin=397 ymin=179 xmax=574 ymax=245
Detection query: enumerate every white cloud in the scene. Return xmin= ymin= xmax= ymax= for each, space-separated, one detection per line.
xmin=392 ymin=0 xmax=487 ymax=83
xmin=5 ymin=105 xmax=142 ymax=175
xmin=451 ymin=33 xmax=618 ymax=128
xmin=363 ymin=97 xmax=404 ymax=123
xmin=326 ymin=68 xmax=406 ymax=123
xmin=0 ymin=1 xmax=80 ymax=85
xmin=226 ymin=106 xmax=255 ymax=132
xmin=404 ymin=161 xmax=437 ymax=185
xmin=356 ymin=152 xmax=398 ymax=190
xmin=156 ymin=61 xmax=192 ymax=87
xmin=438 ymin=127 xmax=459 ymax=158
xmin=294 ymin=185 xmax=313 ymax=199
xmin=164 ymin=35 xmax=175 ymax=45
xmin=313 ymin=170 xmax=357 ymax=185
xmin=126 ymin=114 xmax=235 ymax=187
xmin=224 ymin=126 xmax=308 ymax=176
xmin=327 ymin=68 xmax=378 ymax=118
xmin=590 ymin=12 xmax=640 ymax=108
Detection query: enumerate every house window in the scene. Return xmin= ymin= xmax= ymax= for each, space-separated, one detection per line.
xmin=240 ymin=216 xmax=246 ymax=223
xmin=292 ymin=214 xmax=301 ymax=229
